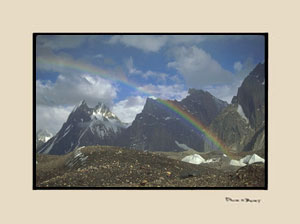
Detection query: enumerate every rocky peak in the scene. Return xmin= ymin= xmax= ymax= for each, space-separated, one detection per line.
xmin=92 ymin=102 xmax=118 ymax=121
xmin=38 ymin=100 xmax=125 ymax=155
xmin=206 ymin=62 xmax=266 ymax=153
xmin=142 ymin=98 xmax=161 ymax=114
xmin=77 ymin=100 xmax=88 ymax=109
xmin=188 ymin=88 xmax=208 ymax=96
xmin=236 ymin=62 xmax=265 ymax=130
xmin=181 ymin=89 xmax=228 ymax=126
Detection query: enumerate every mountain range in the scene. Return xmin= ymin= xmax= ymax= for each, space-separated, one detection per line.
xmin=37 ymin=63 xmax=266 ymax=155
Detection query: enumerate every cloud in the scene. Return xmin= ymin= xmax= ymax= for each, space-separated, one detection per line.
xmin=36 ymin=47 xmax=128 ymax=83
xmin=37 ymin=35 xmax=87 ymax=50
xmin=168 ymin=35 xmax=205 ymax=45
xmin=125 ymin=56 xmax=171 ymax=83
xmin=36 ymin=105 xmax=74 ymax=134
xmin=142 ymin=71 xmax=169 ymax=82
xmin=94 ymin=54 xmax=103 ymax=58
xmin=167 ymin=46 xmax=234 ymax=88
xmin=108 ymin=35 xmax=258 ymax=53
xmin=125 ymin=56 xmax=142 ymax=74
xmin=112 ymin=96 xmax=146 ymax=123
xmin=138 ymin=84 xmax=188 ymax=100
xmin=109 ymin=35 xmax=168 ymax=52
xmin=204 ymin=81 xmax=243 ymax=103
xmin=204 ymin=58 xmax=257 ymax=103
xmin=36 ymin=73 xmax=118 ymax=107
xmin=235 ymin=58 xmax=257 ymax=79
xmin=234 ymin=61 xmax=243 ymax=72
xmin=108 ymin=35 xmax=206 ymax=52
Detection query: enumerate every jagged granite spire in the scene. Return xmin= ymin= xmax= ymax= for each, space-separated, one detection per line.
xmin=38 ymin=101 xmax=125 ymax=155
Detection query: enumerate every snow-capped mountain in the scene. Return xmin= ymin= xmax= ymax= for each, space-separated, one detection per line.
xmin=38 ymin=100 xmax=125 ymax=155
xmin=37 ymin=63 xmax=265 ymax=154
xmin=36 ymin=129 xmax=53 ymax=149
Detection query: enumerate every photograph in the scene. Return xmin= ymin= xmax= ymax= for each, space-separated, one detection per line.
xmin=34 ymin=33 xmax=267 ymax=189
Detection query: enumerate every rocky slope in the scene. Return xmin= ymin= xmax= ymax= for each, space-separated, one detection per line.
xmin=36 ymin=146 xmax=265 ymax=188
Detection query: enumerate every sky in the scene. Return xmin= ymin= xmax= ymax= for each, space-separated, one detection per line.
xmin=36 ymin=34 xmax=265 ymax=134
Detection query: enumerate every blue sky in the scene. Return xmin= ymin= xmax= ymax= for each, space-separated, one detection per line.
xmin=36 ymin=34 xmax=265 ymax=134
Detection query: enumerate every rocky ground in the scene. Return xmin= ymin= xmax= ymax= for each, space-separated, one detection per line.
xmin=36 ymin=146 xmax=265 ymax=188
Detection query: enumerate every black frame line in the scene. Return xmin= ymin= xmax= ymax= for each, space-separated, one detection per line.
xmin=33 ymin=32 xmax=268 ymax=190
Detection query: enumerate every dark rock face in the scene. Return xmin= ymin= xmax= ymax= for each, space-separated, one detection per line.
xmin=243 ymin=124 xmax=265 ymax=152
xmin=181 ymin=89 xmax=228 ymax=126
xmin=236 ymin=63 xmax=265 ymax=130
xmin=205 ymin=104 xmax=254 ymax=152
xmin=206 ymin=63 xmax=266 ymax=152
xmin=117 ymin=90 xmax=228 ymax=152
xmin=38 ymin=101 xmax=125 ymax=155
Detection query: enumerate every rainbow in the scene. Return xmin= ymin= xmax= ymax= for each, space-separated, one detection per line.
xmin=37 ymin=56 xmax=233 ymax=157
xmin=157 ymin=99 xmax=233 ymax=158
xmin=37 ymin=56 xmax=128 ymax=83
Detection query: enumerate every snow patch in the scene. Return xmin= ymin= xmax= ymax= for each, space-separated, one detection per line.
xmin=165 ymin=117 xmax=171 ymax=120
xmin=237 ymin=104 xmax=249 ymax=123
xmin=175 ymin=140 xmax=194 ymax=151
xmin=42 ymin=136 xmax=58 ymax=154
xmin=72 ymin=100 xmax=85 ymax=113
xmin=61 ymin=127 xmax=71 ymax=138
xmin=44 ymin=136 xmax=51 ymax=142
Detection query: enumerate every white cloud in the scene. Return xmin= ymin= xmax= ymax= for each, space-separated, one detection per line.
xmin=142 ymin=71 xmax=169 ymax=82
xmin=167 ymin=46 xmax=234 ymax=88
xmin=204 ymin=81 xmax=243 ymax=103
xmin=37 ymin=47 xmax=127 ymax=83
xmin=112 ymin=96 xmax=147 ymax=123
xmin=234 ymin=61 xmax=243 ymax=72
xmin=108 ymin=35 xmax=258 ymax=53
xmin=36 ymin=105 xmax=74 ymax=134
xmin=125 ymin=57 xmax=171 ymax=83
xmin=94 ymin=54 xmax=103 ymax=58
xmin=36 ymin=73 xmax=118 ymax=107
xmin=125 ymin=56 xmax=142 ymax=74
xmin=138 ymin=84 xmax=188 ymax=100
xmin=204 ymin=59 xmax=257 ymax=103
xmin=168 ymin=35 xmax=205 ymax=45
xmin=109 ymin=35 xmax=168 ymax=52
xmin=37 ymin=35 xmax=87 ymax=50
xmin=108 ymin=35 xmax=206 ymax=53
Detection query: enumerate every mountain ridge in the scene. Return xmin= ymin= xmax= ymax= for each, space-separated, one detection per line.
xmin=38 ymin=100 xmax=125 ymax=155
